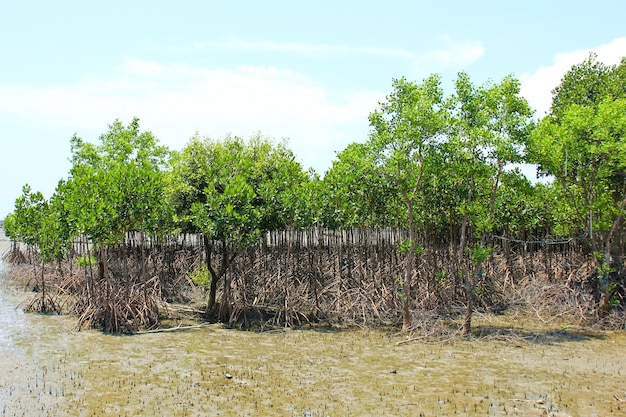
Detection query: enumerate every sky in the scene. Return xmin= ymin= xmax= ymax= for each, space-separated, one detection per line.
xmin=1 ymin=0 xmax=625 ymax=218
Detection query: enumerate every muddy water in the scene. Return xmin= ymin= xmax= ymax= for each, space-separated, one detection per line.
xmin=1 ymin=245 xmax=625 ymax=415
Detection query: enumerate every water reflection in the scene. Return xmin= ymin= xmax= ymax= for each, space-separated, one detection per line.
xmin=0 ymin=239 xmax=26 ymax=349
xmin=0 ymin=284 xmax=25 ymax=347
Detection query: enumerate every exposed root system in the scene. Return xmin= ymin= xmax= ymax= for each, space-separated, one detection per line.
xmin=3 ymin=230 xmax=625 ymax=334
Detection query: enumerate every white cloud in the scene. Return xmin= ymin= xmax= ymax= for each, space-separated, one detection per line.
xmin=198 ymin=36 xmax=484 ymax=71
xmin=196 ymin=39 xmax=416 ymax=61
xmin=0 ymin=57 xmax=384 ymax=174
xmin=418 ymin=35 xmax=484 ymax=68
xmin=520 ymin=37 xmax=626 ymax=117
xmin=0 ymin=37 xmax=485 ymax=182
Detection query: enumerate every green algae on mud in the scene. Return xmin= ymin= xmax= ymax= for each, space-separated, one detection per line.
xmin=1 ymin=264 xmax=625 ymax=416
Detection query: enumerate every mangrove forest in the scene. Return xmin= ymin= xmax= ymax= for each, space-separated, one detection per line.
xmin=3 ymin=55 xmax=626 ymax=335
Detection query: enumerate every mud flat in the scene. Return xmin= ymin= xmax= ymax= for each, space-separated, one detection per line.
xmin=0 ymin=254 xmax=625 ymax=416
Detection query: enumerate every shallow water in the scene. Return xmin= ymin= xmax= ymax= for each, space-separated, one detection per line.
xmin=0 ymin=253 xmax=625 ymax=416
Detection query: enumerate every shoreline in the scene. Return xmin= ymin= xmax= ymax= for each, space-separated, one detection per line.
xmin=0 ymin=227 xmax=10 ymax=257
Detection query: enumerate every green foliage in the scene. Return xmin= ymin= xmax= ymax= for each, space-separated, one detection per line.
xmin=289 ymin=172 xmax=326 ymax=228
xmin=170 ymin=133 xmax=310 ymax=248
xmin=593 ymin=251 xmax=614 ymax=276
xmin=64 ymin=118 xmax=170 ymax=246
xmin=608 ymin=282 xmax=621 ymax=308
xmin=74 ymin=254 xmax=98 ymax=268
xmin=528 ymin=55 xmax=626 ymax=242
xmin=11 ymin=184 xmax=47 ymax=246
xmin=398 ymin=239 xmax=424 ymax=255
xmin=321 ymin=142 xmax=400 ymax=227
xmin=434 ymin=269 xmax=450 ymax=287
xmin=368 ymin=75 xmax=445 ymax=218
xmin=4 ymin=117 xmax=171 ymax=278
xmin=550 ymin=53 xmax=613 ymax=118
xmin=467 ymin=244 xmax=493 ymax=265
xmin=189 ymin=265 xmax=210 ymax=289
xmin=5 ymin=183 xmax=74 ymax=264
xmin=442 ymin=72 xmax=533 ymax=237
xmin=3 ymin=212 xmax=17 ymax=240
xmin=525 ymin=54 xmax=626 ymax=314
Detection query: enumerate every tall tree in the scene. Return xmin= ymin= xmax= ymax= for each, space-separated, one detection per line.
xmin=445 ymin=72 xmax=533 ymax=334
xmin=368 ymin=75 xmax=446 ymax=331
xmin=169 ymin=134 xmax=310 ymax=317
xmin=6 ymin=184 xmax=71 ymax=312
xmin=62 ymin=117 xmax=170 ymax=295
xmin=528 ymin=55 xmax=626 ymax=315
xmin=8 ymin=184 xmax=48 ymax=251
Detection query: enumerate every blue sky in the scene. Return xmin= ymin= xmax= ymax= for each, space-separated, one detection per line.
xmin=1 ymin=0 xmax=626 ymax=218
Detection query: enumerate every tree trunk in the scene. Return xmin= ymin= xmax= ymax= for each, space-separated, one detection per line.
xmin=462 ymin=270 xmax=473 ymax=335
xmin=40 ymin=259 xmax=46 ymax=313
xmin=459 ymin=178 xmax=474 ymax=336
xmin=463 ymin=262 xmax=482 ymax=336
xmin=204 ymin=235 xmax=219 ymax=314
xmin=599 ymin=194 xmax=626 ymax=317
xmin=85 ymin=239 xmax=94 ymax=304
xmin=402 ymin=199 xmax=416 ymax=333
xmin=204 ymin=236 xmax=234 ymax=317
xmin=98 ymin=245 xmax=107 ymax=282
